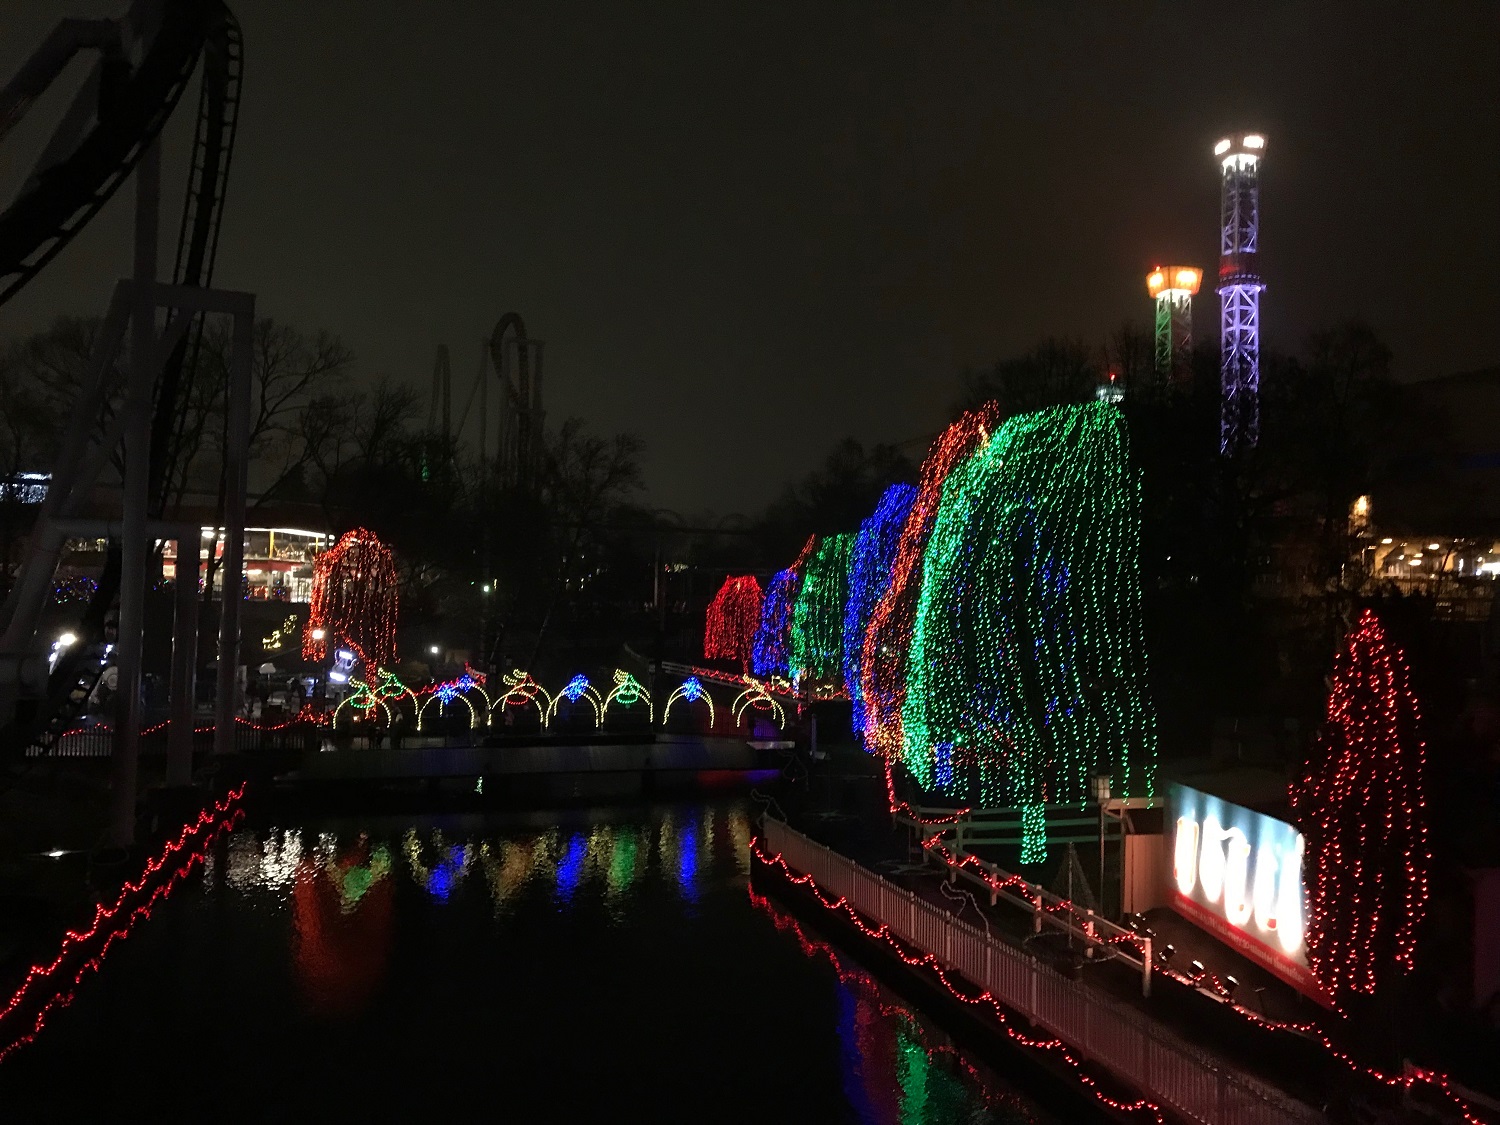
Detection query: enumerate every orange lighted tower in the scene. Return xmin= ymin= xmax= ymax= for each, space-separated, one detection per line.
xmin=1146 ymin=265 xmax=1202 ymax=387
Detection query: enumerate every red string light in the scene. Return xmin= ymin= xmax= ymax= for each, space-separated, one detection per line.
xmin=753 ymin=834 xmax=1493 ymax=1124
xmin=704 ymin=575 xmax=763 ymax=671
xmin=302 ymin=528 xmax=399 ymax=668
xmin=860 ymin=404 xmax=999 ymax=760
xmin=1289 ymin=608 xmax=1430 ymax=1006
xmin=749 ymin=836 xmax=1165 ymax=1121
xmin=0 ymin=784 xmax=248 ymax=1064
xmin=747 ymin=888 xmax=1045 ymax=1121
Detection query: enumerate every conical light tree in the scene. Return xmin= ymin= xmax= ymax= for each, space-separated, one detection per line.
xmin=1290 ymin=609 xmax=1430 ymax=1005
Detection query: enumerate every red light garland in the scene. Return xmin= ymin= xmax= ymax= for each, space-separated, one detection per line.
xmin=302 ymin=528 xmax=399 ymax=669
xmin=749 ymin=836 xmax=1166 ymax=1121
xmin=1289 ymin=608 xmax=1431 ymax=1006
xmin=771 ymin=828 xmax=1491 ymax=1123
xmin=704 ymin=575 xmax=763 ymax=671
xmin=0 ymin=784 xmax=248 ymax=1064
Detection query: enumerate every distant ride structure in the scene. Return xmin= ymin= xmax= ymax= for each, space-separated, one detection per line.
xmin=1215 ymin=133 xmax=1266 ymax=454
xmin=1146 ymin=265 xmax=1201 ymax=388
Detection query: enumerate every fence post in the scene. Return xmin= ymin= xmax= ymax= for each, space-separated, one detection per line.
xmin=1033 ymin=891 xmax=1043 ymax=934
xmin=1142 ymin=935 xmax=1152 ymax=998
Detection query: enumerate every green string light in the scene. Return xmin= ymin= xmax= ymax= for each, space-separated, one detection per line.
xmin=788 ymin=533 xmax=854 ymax=686
xmin=900 ymin=403 xmax=1157 ymax=861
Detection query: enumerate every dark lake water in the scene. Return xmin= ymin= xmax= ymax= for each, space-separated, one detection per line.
xmin=0 ymin=799 xmax=1060 ymax=1123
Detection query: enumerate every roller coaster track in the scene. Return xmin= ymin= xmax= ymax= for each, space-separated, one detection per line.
xmin=0 ymin=0 xmax=240 ymax=767
xmin=0 ymin=0 xmax=215 ymax=308
xmin=151 ymin=5 xmax=243 ymax=515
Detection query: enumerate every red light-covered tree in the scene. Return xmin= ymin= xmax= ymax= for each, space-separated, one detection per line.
xmin=704 ymin=575 xmax=763 ymax=671
xmin=303 ymin=529 xmax=399 ymax=669
xmin=1290 ymin=609 xmax=1429 ymax=1005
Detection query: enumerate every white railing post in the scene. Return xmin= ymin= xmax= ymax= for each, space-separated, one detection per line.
xmin=1142 ymin=935 xmax=1152 ymax=998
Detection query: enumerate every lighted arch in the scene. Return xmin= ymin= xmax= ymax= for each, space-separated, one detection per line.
xmin=664 ymin=677 xmax=715 ymax=728
xmin=732 ymin=679 xmax=786 ymax=730
xmin=603 ymin=669 xmax=653 ymax=723
xmin=493 ymin=669 xmax=552 ymax=728
xmin=418 ymin=683 xmax=479 ymax=730
xmin=547 ymin=674 xmax=603 ymax=727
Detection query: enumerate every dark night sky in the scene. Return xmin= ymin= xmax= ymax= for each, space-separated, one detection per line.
xmin=3 ymin=2 xmax=1498 ymax=515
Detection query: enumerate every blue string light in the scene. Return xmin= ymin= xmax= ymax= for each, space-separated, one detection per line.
xmin=752 ymin=568 xmax=799 ymax=678
xmin=843 ymin=483 xmax=917 ymax=734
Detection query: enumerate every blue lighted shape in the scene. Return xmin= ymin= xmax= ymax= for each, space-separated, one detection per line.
xmin=457 ymin=674 xmax=475 ymax=692
xmin=752 ymin=569 xmax=799 ymax=677
xmin=435 ymin=681 xmax=459 ymax=704
xmin=680 ymin=676 xmax=706 ymax=702
xmin=676 ymin=818 xmax=699 ymax=905
xmin=555 ymin=834 xmax=586 ymax=902
xmin=426 ymin=845 xmax=466 ymax=902
xmin=561 ymin=674 xmax=591 ymax=703
xmin=844 ymin=483 xmax=917 ymax=736
xmin=835 ymin=981 xmax=880 ymax=1123
xmin=934 ymin=743 xmax=954 ymax=790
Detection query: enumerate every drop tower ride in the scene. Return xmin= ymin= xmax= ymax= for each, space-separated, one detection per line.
xmin=1215 ymin=132 xmax=1265 ymax=453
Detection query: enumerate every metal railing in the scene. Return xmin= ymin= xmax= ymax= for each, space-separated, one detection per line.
xmin=762 ymin=817 xmax=1323 ymax=1125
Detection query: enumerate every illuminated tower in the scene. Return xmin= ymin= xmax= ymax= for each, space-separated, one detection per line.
xmin=1146 ymin=265 xmax=1202 ymax=387
xmin=1215 ymin=132 xmax=1266 ymax=453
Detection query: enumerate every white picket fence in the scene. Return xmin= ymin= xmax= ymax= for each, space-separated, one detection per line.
xmin=762 ymin=817 xmax=1323 ymax=1125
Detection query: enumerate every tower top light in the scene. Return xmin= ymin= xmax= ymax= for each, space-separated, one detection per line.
xmin=1147 ymin=266 xmax=1202 ymax=300
xmin=1216 ymin=133 xmax=1266 ymax=170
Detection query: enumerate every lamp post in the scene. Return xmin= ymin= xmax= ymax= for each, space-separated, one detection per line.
xmin=1090 ymin=772 xmax=1112 ymax=917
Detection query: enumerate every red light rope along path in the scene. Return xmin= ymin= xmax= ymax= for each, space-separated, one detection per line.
xmin=749 ymin=836 xmax=1166 ymax=1122
xmin=886 ymin=834 xmax=1494 ymax=1125
xmin=747 ymin=887 xmax=1045 ymax=1123
xmin=0 ymin=784 xmax=248 ymax=1064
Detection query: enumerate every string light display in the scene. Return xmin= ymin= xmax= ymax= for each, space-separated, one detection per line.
xmin=1289 ymin=609 xmax=1430 ymax=1006
xmin=302 ymin=528 xmax=399 ymax=669
xmin=749 ymin=838 xmax=1165 ymax=1121
xmin=900 ymin=403 xmax=1157 ymax=862
xmin=861 ymin=405 xmax=999 ymax=760
xmin=732 ymin=679 xmax=786 ymax=730
xmin=843 ymin=483 xmax=917 ymax=734
xmin=704 ymin=575 xmax=763 ymax=671
xmin=547 ymin=674 xmax=604 ymax=727
xmin=0 ymin=785 xmax=247 ymax=1064
xmin=603 ymin=669 xmax=653 ymax=723
xmin=752 ymin=536 xmax=815 ymax=678
xmin=788 ymin=534 xmax=854 ymax=685
xmin=494 ymin=669 xmax=551 ymax=727
xmin=663 ymin=676 xmax=715 ymax=727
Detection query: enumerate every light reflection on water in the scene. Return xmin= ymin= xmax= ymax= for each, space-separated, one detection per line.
xmin=2 ymin=801 xmax=1061 ymax=1122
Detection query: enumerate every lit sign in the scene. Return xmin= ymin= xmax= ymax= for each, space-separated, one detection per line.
xmin=1167 ymin=783 xmax=1331 ymax=1006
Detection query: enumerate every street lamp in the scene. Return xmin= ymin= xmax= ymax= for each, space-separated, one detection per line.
xmin=430 ymin=645 xmax=440 ymax=656
xmin=1090 ymin=772 xmax=1112 ymax=918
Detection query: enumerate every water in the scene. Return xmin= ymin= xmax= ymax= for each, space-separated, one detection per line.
xmin=0 ymin=799 xmax=1058 ymax=1123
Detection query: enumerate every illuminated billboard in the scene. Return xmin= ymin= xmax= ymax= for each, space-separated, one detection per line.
xmin=1167 ymin=782 xmax=1331 ymax=1007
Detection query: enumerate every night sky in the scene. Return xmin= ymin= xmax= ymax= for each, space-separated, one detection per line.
xmin=2 ymin=2 xmax=1497 ymax=515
